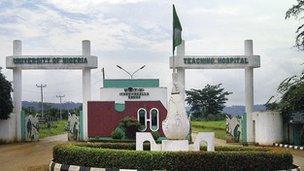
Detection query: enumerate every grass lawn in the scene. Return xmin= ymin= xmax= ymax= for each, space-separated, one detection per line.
xmin=39 ymin=120 xmax=67 ymax=139
xmin=191 ymin=120 xmax=226 ymax=140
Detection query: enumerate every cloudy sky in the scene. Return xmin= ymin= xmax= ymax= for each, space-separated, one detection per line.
xmin=0 ymin=0 xmax=303 ymax=105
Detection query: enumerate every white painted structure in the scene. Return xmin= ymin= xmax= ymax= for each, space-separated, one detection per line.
xmin=100 ymin=87 xmax=167 ymax=108
xmin=162 ymin=92 xmax=190 ymax=140
xmin=252 ymin=111 xmax=283 ymax=145
xmin=136 ymin=132 xmax=215 ymax=152
xmin=169 ymin=40 xmax=260 ymax=143
xmin=4 ymin=40 xmax=98 ymax=141
xmin=0 ymin=117 xmax=16 ymax=142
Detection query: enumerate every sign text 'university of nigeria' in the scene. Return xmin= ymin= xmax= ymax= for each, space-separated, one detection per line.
xmin=6 ymin=55 xmax=98 ymax=69
xmin=13 ymin=57 xmax=88 ymax=64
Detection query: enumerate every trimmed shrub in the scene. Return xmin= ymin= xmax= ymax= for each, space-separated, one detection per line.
xmin=151 ymin=131 xmax=160 ymax=141
xmin=111 ymin=128 xmax=125 ymax=139
xmin=79 ymin=142 xmax=270 ymax=151
xmin=53 ymin=143 xmax=293 ymax=171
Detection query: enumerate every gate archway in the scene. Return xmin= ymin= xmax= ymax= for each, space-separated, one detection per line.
xmin=170 ymin=40 xmax=260 ymax=143
xmin=6 ymin=40 xmax=98 ymax=141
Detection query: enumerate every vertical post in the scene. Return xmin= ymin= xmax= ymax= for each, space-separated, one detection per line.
xmin=244 ymin=40 xmax=254 ymax=143
xmin=82 ymin=40 xmax=91 ymax=140
xmin=13 ymin=40 xmax=22 ymax=141
xmin=176 ymin=40 xmax=186 ymax=101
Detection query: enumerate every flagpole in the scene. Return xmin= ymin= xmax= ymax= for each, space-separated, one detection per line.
xmin=173 ymin=51 xmax=175 ymax=73
xmin=172 ymin=4 xmax=176 ymax=74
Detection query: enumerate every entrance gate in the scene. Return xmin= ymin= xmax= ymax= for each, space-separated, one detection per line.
xmin=6 ymin=40 xmax=98 ymax=141
xmin=170 ymin=40 xmax=260 ymax=143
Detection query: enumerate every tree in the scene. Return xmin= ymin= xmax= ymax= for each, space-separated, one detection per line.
xmin=286 ymin=0 xmax=304 ymax=50
xmin=186 ymin=84 xmax=232 ymax=120
xmin=277 ymin=72 xmax=304 ymax=116
xmin=0 ymin=72 xmax=13 ymax=119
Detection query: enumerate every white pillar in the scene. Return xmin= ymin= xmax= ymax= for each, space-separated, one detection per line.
xmin=244 ymin=40 xmax=254 ymax=143
xmin=82 ymin=40 xmax=91 ymax=140
xmin=13 ymin=40 xmax=22 ymax=141
xmin=176 ymin=40 xmax=186 ymax=100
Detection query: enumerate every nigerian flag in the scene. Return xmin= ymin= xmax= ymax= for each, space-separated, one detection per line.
xmin=173 ymin=4 xmax=182 ymax=55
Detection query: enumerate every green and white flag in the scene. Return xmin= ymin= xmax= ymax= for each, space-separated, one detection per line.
xmin=173 ymin=4 xmax=183 ymax=55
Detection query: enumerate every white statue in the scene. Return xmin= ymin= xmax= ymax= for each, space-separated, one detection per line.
xmin=162 ymin=73 xmax=190 ymax=140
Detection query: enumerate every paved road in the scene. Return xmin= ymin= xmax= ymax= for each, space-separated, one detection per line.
xmin=0 ymin=134 xmax=67 ymax=171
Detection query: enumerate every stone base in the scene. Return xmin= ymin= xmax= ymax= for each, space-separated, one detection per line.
xmin=161 ymin=140 xmax=189 ymax=151
xmin=136 ymin=132 xmax=215 ymax=152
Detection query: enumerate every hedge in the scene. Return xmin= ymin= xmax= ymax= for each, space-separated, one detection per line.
xmin=53 ymin=143 xmax=293 ymax=171
xmin=77 ymin=142 xmax=270 ymax=151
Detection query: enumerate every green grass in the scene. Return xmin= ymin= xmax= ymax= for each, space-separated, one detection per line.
xmin=39 ymin=120 xmax=67 ymax=139
xmin=191 ymin=120 xmax=226 ymax=140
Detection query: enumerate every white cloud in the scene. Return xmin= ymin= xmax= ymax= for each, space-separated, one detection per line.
xmin=0 ymin=0 xmax=303 ymax=106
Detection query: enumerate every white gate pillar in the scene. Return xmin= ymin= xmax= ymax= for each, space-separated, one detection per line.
xmin=244 ymin=40 xmax=254 ymax=143
xmin=13 ymin=40 xmax=22 ymax=141
xmin=176 ymin=40 xmax=186 ymax=100
xmin=82 ymin=40 xmax=91 ymax=140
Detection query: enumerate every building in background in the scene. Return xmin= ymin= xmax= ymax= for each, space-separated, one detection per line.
xmin=283 ymin=112 xmax=304 ymax=146
xmin=88 ymin=79 xmax=167 ymax=138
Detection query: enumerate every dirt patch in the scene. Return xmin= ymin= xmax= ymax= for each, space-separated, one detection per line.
xmin=0 ymin=134 xmax=67 ymax=171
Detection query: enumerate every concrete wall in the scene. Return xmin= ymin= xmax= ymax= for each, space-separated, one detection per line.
xmin=88 ymin=101 xmax=167 ymax=137
xmin=100 ymin=87 xmax=167 ymax=109
xmin=0 ymin=113 xmax=16 ymax=142
xmin=253 ymin=111 xmax=283 ymax=145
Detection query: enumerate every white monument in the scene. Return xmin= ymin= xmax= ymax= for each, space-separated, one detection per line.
xmin=136 ymin=39 xmax=260 ymax=150
xmin=4 ymin=40 xmax=98 ymax=141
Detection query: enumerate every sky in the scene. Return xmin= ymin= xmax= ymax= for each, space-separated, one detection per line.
xmin=0 ymin=0 xmax=303 ymax=106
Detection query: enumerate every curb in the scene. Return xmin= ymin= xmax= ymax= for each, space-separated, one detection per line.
xmin=273 ymin=143 xmax=304 ymax=150
xmin=49 ymin=161 xmax=151 ymax=171
xmin=49 ymin=161 xmax=300 ymax=171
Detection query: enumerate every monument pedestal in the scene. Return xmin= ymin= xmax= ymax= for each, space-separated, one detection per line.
xmin=161 ymin=140 xmax=189 ymax=151
xmin=136 ymin=132 xmax=215 ymax=152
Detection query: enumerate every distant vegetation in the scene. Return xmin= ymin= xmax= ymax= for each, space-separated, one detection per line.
xmin=22 ymin=101 xmax=82 ymax=120
xmin=186 ymin=84 xmax=232 ymax=121
xmin=191 ymin=120 xmax=226 ymax=140
xmin=39 ymin=120 xmax=67 ymax=138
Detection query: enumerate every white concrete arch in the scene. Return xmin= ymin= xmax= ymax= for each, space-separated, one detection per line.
xmin=169 ymin=40 xmax=260 ymax=143
xmin=5 ymin=40 xmax=98 ymax=141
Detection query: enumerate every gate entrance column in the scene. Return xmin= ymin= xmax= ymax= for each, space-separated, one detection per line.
xmin=244 ymin=40 xmax=254 ymax=143
xmin=13 ymin=40 xmax=22 ymax=141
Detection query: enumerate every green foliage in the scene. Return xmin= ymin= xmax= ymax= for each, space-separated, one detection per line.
xmin=191 ymin=120 xmax=226 ymax=140
xmin=39 ymin=120 xmax=67 ymax=138
xmin=0 ymin=72 xmax=13 ymax=120
xmin=151 ymin=131 xmax=160 ymax=141
xmin=53 ymin=143 xmax=293 ymax=170
xmin=186 ymin=84 xmax=232 ymax=120
xmin=286 ymin=0 xmax=304 ymax=50
xmin=111 ymin=127 xmax=125 ymax=139
xmin=277 ymin=72 xmax=304 ymax=115
xmin=268 ymin=72 xmax=304 ymax=118
xmin=77 ymin=142 xmax=268 ymax=152
xmin=114 ymin=117 xmax=142 ymax=139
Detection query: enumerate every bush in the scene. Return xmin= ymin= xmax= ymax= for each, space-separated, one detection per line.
xmin=116 ymin=117 xmax=142 ymax=139
xmin=53 ymin=143 xmax=293 ymax=171
xmin=0 ymin=72 xmax=13 ymax=119
xmin=151 ymin=131 xmax=160 ymax=141
xmin=111 ymin=128 xmax=125 ymax=139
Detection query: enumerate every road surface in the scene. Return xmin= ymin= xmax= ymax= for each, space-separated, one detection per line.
xmin=0 ymin=134 xmax=67 ymax=171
